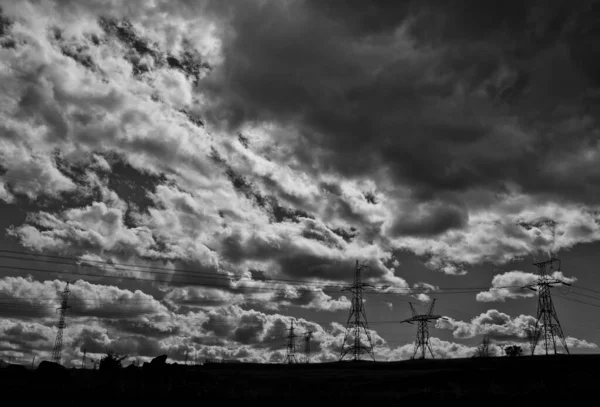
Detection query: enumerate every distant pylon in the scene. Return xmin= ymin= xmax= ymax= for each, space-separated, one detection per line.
xmin=52 ymin=282 xmax=71 ymax=364
xmin=523 ymin=257 xmax=570 ymax=355
xmin=400 ymin=299 xmax=444 ymax=359
xmin=339 ymin=260 xmax=375 ymax=361
xmin=284 ymin=320 xmax=299 ymax=364
xmin=81 ymin=347 xmax=86 ymax=369
xmin=303 ymin=331 xmax=313 ymax=363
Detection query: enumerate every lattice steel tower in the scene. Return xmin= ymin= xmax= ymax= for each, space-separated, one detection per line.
xmin=339 ymin=260 xmax=375 ymax=361
xmin=284 ymin=320 xmax=299 ymax=364
xmin=52 ymin=282 xmax=71 ymax=364
xmin=401 ymin=299 xmax=443 ymax=359
xmin=523 ymin=258 xmax=570 ymax=355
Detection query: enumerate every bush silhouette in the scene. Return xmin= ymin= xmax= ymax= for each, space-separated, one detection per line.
xmin=504 ymin=345 xmax=523 ymax=357
xmin=99 ymin=349 xmax=128 ymax=371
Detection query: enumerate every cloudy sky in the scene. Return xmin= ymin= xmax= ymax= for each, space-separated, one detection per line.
xmin=1 ymin=0 xmax=600 ymax=366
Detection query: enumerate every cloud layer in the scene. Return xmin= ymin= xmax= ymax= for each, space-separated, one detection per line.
xmin=1 ymin=0 xmax=600 ymax=365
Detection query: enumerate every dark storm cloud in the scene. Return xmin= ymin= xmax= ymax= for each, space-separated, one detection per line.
xmin=232 ymin=313 xmax=265 ymax=344
xmin=199 ymin=0 xmax=600 ymax=211
xmin=389 ymin=201 xmax=468 ymax=237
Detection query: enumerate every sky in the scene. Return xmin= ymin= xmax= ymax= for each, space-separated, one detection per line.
xmin=1 ymin=0 xmax=600 ymax=367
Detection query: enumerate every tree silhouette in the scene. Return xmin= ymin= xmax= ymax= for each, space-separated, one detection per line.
xmin=99 ymin=349 xmax=127 ymax=371
xmin=473 ymin=335 xmax=496 ymax=358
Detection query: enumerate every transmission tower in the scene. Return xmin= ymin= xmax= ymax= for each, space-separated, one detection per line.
xmin=81 ymin=347 xmax=86 ymax=369
xmin=51 ymin=282 xmax=71 ymax=364
xmin=284 ymin=320 xmax=299 ymax=364
xmin=400 ymin=299 xmax=444 ymax=359
xmin=523 ymin=257 xmax=570 ymax=355
xmin=339 ymin=260 xmax=375 ymax=361
xmin=303 ymin=331 xmax=313 ymax=363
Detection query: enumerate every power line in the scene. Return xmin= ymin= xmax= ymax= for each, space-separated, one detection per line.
xmin=0 ymin=252 xmax=526 ymax=297
xmin=555 ymin=294 xmax=600 ymax=309
xmin=0 ymin=250 xmax=522 ymax=294
xmin=571 ymin=284 xmax=600 ymax=296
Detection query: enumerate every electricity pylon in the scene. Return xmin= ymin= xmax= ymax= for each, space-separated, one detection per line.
xmin=52 ymin=282 xmax=71 ymax=364
xmin=523 ymin=257 xmax=570 ymax=355
xmin=303 ymin=331 xmax=313 ymax=363
xmin=284 ymin=320 xmax=299 ymax=364
xmin=339 ymin=260 xmax=375 ymax=361
xmin=401 ymin=298 xmax=444 ymax=359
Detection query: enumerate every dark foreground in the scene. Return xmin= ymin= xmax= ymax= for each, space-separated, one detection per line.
xmin=2 ymin=355 xmax=598 ymax=404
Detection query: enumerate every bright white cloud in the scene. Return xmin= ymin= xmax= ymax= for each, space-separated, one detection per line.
xmin=436 ymin=309 xmax=537 ymax=340
xmin=382 ymin=337 xmax=477 ymax=360
xmin=476 ymin=270 xmax=576 ymax=302
xmin=391 ymin=200 xmax=600 ymax=274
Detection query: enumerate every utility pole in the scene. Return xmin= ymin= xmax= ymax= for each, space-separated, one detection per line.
xmin=184 ymin=348 xmax=189 ymax=366
xmin=52 ymin=282 xmax=71 ymax=365
xmin=81 ymin=347 xmax=86 ymax=369
xmin=340 ymin=260 xmax=375 ymax=361
xmin=523 ymin=257 xmax=570 ymax=355
xmin=400 ymin=299 xmax=444 ymax=359
xmin=284 ymin=320 xmax=299 ymax=364
xmin=303 ymin=331 xmax=313 ymax=363
xmin=31 ymin=356 xmax=35 ymax=369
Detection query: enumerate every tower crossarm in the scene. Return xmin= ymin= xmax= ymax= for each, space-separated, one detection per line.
xmin=523 ymin=278 xmax=571 ymax=291
xmin=402 ymin=314 xmax=442 ymax=323
xmin=544 ymin=278 xmax=570 ymax=286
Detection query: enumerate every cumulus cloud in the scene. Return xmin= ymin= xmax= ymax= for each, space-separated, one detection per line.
xmin=2 ymin=0 xmax=599 ymax=284
xmin=565 ymin=336 xmax=598 ymax=349
xmin=382 ymin=337 xmax=477 ymax=360
xmin=0 ymin=181 xmax=14 ymax=203
xmin=0 ymin=276 xmax=169 ymax=319
xmin=392 ymin=203 xmax=600 ymax=274
xmin=476 ymin=269 xmax=576 ymax=302
xmin=436 ymin=310 xmax=537 ymax=341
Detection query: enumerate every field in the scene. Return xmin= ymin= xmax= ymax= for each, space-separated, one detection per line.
xmin=2 ymin=355 xmax=598 ymax=403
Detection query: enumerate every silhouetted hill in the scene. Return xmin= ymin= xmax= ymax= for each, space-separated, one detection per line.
xmin=1 ymin=354 xmax=599 ymax=403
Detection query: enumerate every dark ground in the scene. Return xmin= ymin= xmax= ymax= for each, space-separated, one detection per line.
xmin=2 ymin=355 xmax=598 ymax=404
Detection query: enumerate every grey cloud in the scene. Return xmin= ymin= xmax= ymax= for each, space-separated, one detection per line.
xmin=197 ymin=0 xmax=600 ymax=213
xmin=388 ymin=201 xmax=468 ymax=237
xmin=233 ymin=313 xmax=266 ymax=345
xmin=565 ymin=336 xmax=598 ymax=349
xmin=436 ymin=309 xmax=539 ymax=342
